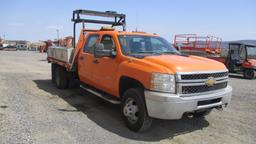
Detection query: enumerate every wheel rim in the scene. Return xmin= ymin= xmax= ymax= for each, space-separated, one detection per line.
xmin=123 ymin=97 xmax=139 ymax=124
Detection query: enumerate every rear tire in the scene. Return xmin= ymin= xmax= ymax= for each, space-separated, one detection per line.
xmin=244 ymin=69 xmax=255 ymax=79
xmin=51 ymin=63 xmax=56 ymax=83
xmin=55 ymin=66 xmax=69 ymax=89
xmin=121 ymin=88 xmax=152 ymax=132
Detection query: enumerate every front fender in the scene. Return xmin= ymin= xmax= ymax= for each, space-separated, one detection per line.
xmin=116 ymin=58 xmax=170 ymax=90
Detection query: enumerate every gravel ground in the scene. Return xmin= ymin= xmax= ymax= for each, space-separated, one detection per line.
xmin=0 ymin=51 xmax=255 ymax=144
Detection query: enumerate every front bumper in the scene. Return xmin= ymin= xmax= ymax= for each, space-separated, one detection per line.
xmin=144 ymin=85 xmax=232 ymax=119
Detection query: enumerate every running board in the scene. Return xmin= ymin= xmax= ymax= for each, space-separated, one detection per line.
xmin=80 ymin=85 xmax=121 ymax=104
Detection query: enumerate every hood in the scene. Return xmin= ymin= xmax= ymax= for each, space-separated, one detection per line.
xmin=142 ymin=55 xmax=227 ymax=73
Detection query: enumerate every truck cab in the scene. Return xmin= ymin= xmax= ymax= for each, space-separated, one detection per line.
xmin=47 ymin=10 xmax=232 ymax=132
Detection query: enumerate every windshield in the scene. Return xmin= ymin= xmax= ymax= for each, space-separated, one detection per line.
xmin=247 ymin=46 xmax=256 ymax=59
xmin=118 ymin=35 xmax=180 ymax=57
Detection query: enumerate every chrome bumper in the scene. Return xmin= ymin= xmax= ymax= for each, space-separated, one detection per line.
xmin=144 ymin=85 xmax=232 ymax=119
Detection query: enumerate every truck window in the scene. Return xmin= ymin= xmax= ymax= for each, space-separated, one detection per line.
xmin=84 ymin=35 xmax=99 ymax=53
xmin=247 ymin=46 xmax=256 ymax=59
xmin=101 ymin=35 xmax=116 ymax=50
xmin=240 ymin=46 xmax=246 ymax=60
xmin=150 ymin=38 xmax=169 ymax=51
xmin=118 ymin=35 xmax=179 ymax=56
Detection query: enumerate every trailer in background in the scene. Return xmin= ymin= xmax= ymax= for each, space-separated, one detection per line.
xmin=174 ymin=34 xmax=222 ymax=56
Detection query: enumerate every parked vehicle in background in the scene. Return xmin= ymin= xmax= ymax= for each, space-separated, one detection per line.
xmin=39 ymin=40 xmax=52 ymax=53
xmin=47 ymin=9 xmax=232 ymax=132
xmin=39 ymin=37 xmax=73 ymax=53
xmin=209 ymin=42 xmax=256 ymax=79
xmin=0 ymin=45 xmax=4 ymax=50
xmin=2 ymin=45 xmax=17 ymax=51
xmin=0 ymin=43 xmax=3 ymax=50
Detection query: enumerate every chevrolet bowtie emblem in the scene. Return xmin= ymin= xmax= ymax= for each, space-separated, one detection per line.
xmin=205 ymin=77 xmax=216 ymax=87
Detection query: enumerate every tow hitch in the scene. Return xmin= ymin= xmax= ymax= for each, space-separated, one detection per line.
xmin=215 ymin=105 xmax=223 ymax=111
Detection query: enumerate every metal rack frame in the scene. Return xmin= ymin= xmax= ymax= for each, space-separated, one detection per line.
xmin=71 ymin=9 xmax=126 ymax=47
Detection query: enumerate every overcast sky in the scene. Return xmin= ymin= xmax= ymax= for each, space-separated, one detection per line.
xmin=0 ymin=0 xmax=255 ymax=42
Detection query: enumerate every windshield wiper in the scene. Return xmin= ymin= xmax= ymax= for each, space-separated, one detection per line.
xmin=132 ymin=51 xmax=181 ymax=56
xmin=135 ymin=51 xmax=163 ymax=55
xmin=162 ymin=51 xmax=177 ymax=54
xmin=162 ymin=51 xmax=189 ymax=56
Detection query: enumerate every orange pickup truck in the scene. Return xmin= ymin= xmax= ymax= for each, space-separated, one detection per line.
xmin=47 ymin=10 xmax=232 ymax=132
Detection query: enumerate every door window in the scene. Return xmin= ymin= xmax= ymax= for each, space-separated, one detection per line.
xmin=240 ymin=47 xmax=246 ymax=60
xmin=84 ymin=35 xmax=99 ymax=53
xmin=230 ymin=44 xmax=240 ymax=60
xmin=101 ymin=35 xmax=116 ymax=50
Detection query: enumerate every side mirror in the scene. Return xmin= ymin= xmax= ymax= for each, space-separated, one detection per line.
xmin=94 ymin=43 xmax=116 ymax=58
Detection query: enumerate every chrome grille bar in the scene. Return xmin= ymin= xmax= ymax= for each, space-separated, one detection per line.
xmin=176 ymin=70 xmax=229 ymax=96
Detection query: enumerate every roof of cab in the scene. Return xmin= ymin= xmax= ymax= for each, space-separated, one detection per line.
xmin=230 ymin=41 xmax=256 ymax=47
xmin=83 ymin=28 xmax=159 ymax=37
xmin=117 ymin=31 xmax=159 ymax=36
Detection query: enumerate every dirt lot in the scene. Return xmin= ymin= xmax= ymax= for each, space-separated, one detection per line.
xmin=0 ymin=51 xmax=255 ymax=144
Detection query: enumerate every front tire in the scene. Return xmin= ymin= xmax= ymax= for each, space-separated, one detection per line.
xmin=244 ymin=69 xmax=255 ymax=79
xmin=121 ymin=88 xmax=152 ymax=132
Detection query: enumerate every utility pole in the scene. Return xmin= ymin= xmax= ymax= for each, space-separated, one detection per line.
xmin=2 ymin=34 xmax=6 ymax=43
xmin=56 ymin=29 xmax=60 ymax=46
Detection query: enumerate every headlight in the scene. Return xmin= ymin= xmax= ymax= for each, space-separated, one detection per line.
xmin=150 ymin=73 xmax=175 ymax=93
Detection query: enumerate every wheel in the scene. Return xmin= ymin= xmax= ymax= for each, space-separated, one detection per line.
xmin=55 ymin=66 xmax=69 ymax=89
xmin=193 ymin=109 xmax=212 ymax=118
xmin=244 ymin=69 xmax=255 ymax=79
xmin=51 ymin=63 xmax=56 ymax=83
xmin=121 ymin=88 xmax=152 ymax=132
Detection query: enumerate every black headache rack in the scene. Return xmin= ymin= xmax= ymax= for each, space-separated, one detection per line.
xmin=72 ymin=9 xmax=126 ymax=47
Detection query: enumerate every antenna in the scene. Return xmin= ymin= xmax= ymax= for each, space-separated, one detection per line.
xmin=56 ymin=29 xmax=60 ymax=46
xmin=135 ymin=10 xmax=138 ymax=32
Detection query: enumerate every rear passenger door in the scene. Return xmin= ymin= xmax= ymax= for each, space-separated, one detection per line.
xmin=78 ymin=34 xmax=99 ymax=85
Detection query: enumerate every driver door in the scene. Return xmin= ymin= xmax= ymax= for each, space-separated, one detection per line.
xmin=92 ymin=34 xmax=119 ymax=95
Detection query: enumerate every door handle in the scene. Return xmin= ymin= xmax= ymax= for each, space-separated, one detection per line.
xmin=93 ymin=59 xmax=99 ymax=64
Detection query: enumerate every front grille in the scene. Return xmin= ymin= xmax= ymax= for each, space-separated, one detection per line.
xmin=181 ymin=72 xmax=228 ymax=80
xmin=182 ymin=82 xmax=228 ymax=94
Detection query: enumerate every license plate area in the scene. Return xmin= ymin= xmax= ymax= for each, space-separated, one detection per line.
xmin=198 ymin=98 xmax=222 ymax=106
